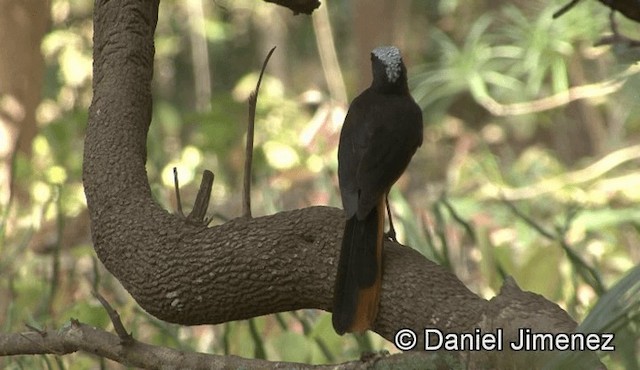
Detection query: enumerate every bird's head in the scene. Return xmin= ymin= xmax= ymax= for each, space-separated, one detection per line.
xmin=370 ymin=46 xmax=408 ymax=93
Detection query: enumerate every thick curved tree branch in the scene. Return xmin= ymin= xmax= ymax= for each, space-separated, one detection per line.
xmin=84 ymin=0 xmax=483 ymax=335
xmin=75 ymin=0 xmax=603 ymax=368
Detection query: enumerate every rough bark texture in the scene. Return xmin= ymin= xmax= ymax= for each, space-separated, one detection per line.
xmin=83 ymin=0 xmax=602 ymax=368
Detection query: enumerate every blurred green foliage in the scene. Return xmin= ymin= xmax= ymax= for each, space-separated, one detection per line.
xmin=1 ymin=0 xmax=639 ymax=368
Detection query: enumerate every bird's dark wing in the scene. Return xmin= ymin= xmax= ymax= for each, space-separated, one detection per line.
xmin=338 ymin=90 xmax=376 ymax=218
xmin=354 ymin=94 xmax=423 ymax=219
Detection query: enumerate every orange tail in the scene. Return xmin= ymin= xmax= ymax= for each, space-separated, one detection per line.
xmin=332 ymin=200 xmax=384 ymax=334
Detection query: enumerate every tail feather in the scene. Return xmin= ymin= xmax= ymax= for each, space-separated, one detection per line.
xmin=332 ymin=201 xmax=384 ymax=334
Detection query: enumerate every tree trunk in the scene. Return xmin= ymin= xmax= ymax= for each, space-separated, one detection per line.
xmin=0 ymin=0 xmax=49 ymax=205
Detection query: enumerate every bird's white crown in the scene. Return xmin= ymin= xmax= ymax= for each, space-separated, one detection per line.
xmin=372 ymin=46 xmax=402 ymax=83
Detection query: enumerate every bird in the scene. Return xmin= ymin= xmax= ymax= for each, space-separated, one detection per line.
xmin=332 ymin=46 xmax=423 ymax=335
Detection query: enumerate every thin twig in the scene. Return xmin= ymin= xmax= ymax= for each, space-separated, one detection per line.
xmin=439 ymin=195 xmax=477 ymax=244
xmin=499 ymin=197 xmax=556 ymax=241
xmin=557 ymin=207 xmax=605 ymax=294
xmin=384 ymin=195 xmax=397 ymax=242
xmin=91 ymin=290 xmax=133 ymax=344
xmin=243 ymin=46 xmax=276 ymax=218
xmin=552 ymin=0 xmax=583 ymax=19
xmin=558 ymin=239 xmax=605 ymax=294
xmin=173 ymin=167 xmax=184 ymax=217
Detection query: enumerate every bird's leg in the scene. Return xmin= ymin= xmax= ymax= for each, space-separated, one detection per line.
xmin=384 ymin=193 xmax=398 ymax=242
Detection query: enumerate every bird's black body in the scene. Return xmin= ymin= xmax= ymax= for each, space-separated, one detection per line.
xmin=333 ymin=46 xmax=423 ymax=334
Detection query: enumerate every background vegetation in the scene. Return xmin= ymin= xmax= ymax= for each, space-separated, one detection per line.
xmin=1 ymin=0 xmax=639 ymax=368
